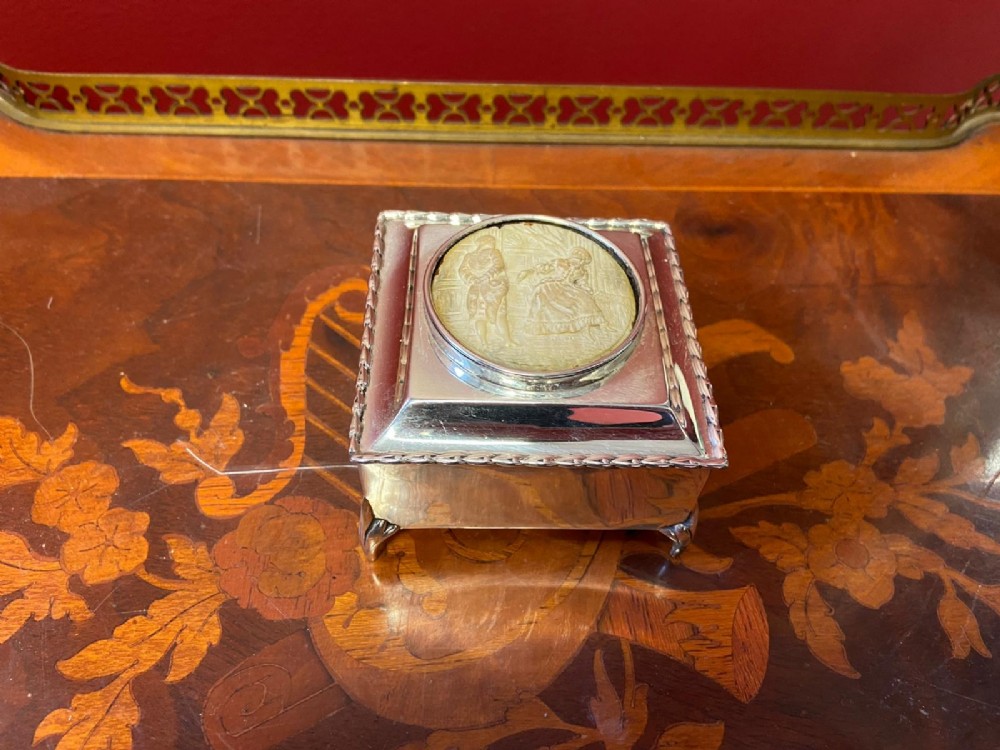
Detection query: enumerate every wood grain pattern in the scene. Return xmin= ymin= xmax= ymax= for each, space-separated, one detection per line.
xmin=0 ymin=180 xmax=997 ymax=749
xmin=597 ymin=574 xmax=769 ymax=703
xmin=1 ymin=118 xmax=1000 ymax=194
xmin=203 ymin=631 xmax=348 ymax=750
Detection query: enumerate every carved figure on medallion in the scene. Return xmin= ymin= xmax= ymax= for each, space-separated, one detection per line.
xmin=431 ymin=223 xmax=636 ymax=374
xmin=521 ymin=247 xmax=606 ymax=341
xmin=456 ymin=234 xmax=511 ymax=347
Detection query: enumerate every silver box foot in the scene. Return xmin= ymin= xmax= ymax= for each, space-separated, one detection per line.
xmin=361 ymin=498 xmax=401 ymax=561
xmin=659 ymin=506 xmax=698 ymax=558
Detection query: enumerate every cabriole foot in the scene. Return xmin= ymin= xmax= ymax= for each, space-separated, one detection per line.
xmin=360 ymin=498 xmax=400 ymax=561
xmin=659 ymin=506 xmax=698 ymax=558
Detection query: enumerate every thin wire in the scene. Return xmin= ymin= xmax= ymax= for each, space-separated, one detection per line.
xmin=0 ymin=318 xmax=53 ymax=440
xmin=0 ymin=317 xmax=359 ymax=478
xmin=183 ymin=446 xmax=357 ymax=477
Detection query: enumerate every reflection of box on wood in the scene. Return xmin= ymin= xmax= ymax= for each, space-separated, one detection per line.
xmin=349 ymin=212 xmax=726 ymax=559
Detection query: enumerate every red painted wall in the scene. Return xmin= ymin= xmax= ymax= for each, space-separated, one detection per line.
xmin=2 ymin=1 xmax=998 ymax=93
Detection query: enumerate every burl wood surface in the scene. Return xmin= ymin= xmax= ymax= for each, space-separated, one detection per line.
xmin=1 ymin=177 xmax=998 ymax=749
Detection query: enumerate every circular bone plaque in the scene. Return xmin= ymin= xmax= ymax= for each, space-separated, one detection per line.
xmin=429 ymin=219 xmax=639 ymax=376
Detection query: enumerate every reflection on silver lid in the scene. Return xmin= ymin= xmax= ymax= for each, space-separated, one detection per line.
xmin=426 ymin=216 xmax=644 ymax=393
xmin=350 ymin=211 xmax=725 ymax=470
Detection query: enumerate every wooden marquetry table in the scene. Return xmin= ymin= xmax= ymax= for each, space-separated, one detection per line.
xmin=1 ymin=120 xmax=999 ymax=750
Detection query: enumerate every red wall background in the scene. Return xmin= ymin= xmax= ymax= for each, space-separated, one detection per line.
xmin=2 ymin=0 xmax=998 ymax=93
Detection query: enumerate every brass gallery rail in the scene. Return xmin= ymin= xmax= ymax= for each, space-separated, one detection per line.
xmin=1 ymin=62 xmax=998 ymax=148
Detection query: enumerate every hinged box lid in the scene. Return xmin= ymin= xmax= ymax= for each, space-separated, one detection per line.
xmin=350 ymin=212 xmax=725 ymax=469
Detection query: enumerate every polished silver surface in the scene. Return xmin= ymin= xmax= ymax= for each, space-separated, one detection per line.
xmin=350 ymin=212 xmax=725 ymax=468
xmin=360 ymin=497 xmax=401 ymax=561
xmin=358 ymin=461 xmax=706 ymax=531
xmin=660 ymin=507 xmax=699 ymax=558
xmin=348 ymin=212 xmax=725 ymax=550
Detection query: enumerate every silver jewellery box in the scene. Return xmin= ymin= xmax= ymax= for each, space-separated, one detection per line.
xmin=349 ymin=212 xmax=726 ymax=559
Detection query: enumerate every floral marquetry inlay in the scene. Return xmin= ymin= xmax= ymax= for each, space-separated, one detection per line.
xmin=0 ymin=271 xmax=797 ymax=750
xmin=2 ymin=180 xmax=999 ymax=749
xmin=705 ymin=312 xmax=997 ymax=678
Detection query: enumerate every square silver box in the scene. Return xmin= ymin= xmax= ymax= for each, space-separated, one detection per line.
xmin=350 ymin=212 xmax=725 ymax=559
